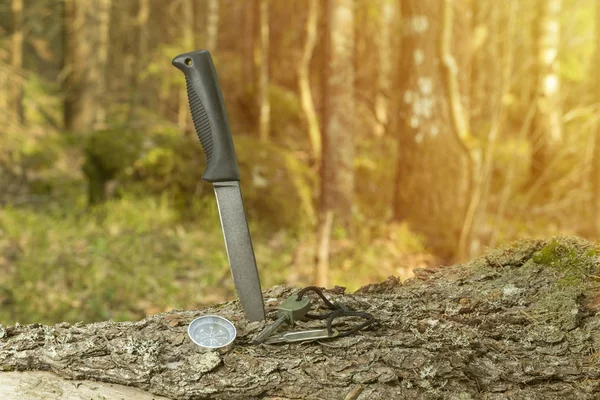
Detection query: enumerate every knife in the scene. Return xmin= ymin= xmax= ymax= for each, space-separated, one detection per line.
xmin=172 ymin=50 xmax=266 ymax=322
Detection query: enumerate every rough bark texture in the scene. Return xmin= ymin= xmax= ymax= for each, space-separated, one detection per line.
xmin=2 ymin=236 xmax=600 ymax=399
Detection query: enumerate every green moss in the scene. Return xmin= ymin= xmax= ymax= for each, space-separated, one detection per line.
xmin=528 ymin=236 xmax=600 ymax=330
xmin=531 ymin=236 xmax=598 ymax=277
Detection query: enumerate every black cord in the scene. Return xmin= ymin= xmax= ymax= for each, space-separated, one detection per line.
xmin=296 ymin=286 xmax=338 ymax=309
xmin=296 ymin=286 xmax=378 ymax=338
xmin=296 ymin=286 xmax=342 ymax=319
xmin=326 ymin=309 xmax=378 ymax=338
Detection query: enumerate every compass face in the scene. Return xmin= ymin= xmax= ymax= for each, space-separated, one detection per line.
xmin=188 ymin=316 xmax=236 ymax=348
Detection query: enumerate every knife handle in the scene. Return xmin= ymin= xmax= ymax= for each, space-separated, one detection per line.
xmin=172 ymin=50 xmax=240 ymax=182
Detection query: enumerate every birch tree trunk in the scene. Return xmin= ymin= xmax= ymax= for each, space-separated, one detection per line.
xmin=257 ymin=0 xmax=270 ymax=141
xmin=530 ymin=0 xmax=562 ymax=184
xmin=298 ymin=0 xmax=321 ymax=162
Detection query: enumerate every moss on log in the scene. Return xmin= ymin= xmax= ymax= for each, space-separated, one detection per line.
xmin=2 ymin=236 xmax=600 ymax=399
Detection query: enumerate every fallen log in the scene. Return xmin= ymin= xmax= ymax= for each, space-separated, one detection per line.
xmin=2 ymin=236 xmax=600 ymax=399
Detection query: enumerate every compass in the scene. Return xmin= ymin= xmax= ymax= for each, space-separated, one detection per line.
xmin=188 ymin=315 xmax=237 ymax=349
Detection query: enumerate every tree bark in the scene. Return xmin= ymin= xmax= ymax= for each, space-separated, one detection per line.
xmin=320 ymin=0 xmax=355 ymax=228
xmin=529 ymin=0 xmax=562 ymax=184
xmin=2 ymin=237 xmax=600 ymax=399
xmin=298 ymin=0 xmax=321 ymax=163
xmin=257 ymin=0 xmax=270 ymax=142
xmin=392 ymin=0 xmax=470 ymax=260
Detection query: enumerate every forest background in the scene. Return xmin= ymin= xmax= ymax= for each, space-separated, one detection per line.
xmin=0 ymin=0 xmax=597 ymax=325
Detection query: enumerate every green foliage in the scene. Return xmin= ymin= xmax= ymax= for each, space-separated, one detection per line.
xmin=127 ymin=133 xmax=317 ymax=233
xmin=128 ymin=128 xmax=205 ymax=205
xmin=354 ymin=135 xmax=398 ymax=220
xmin=235 ymin=135 xmax=317 ymax=232
xmin=268 ymin=84 xmax=305 ymax=147
xmin=83 ymin=128 xmax=144 ymax=204
xmin=0 ymin=195 xmax=299 ymax=324
xmin=559 ymin=2 xmax=596 ymax=83
xmin=331 ymin=221 xmax=426 ymax=291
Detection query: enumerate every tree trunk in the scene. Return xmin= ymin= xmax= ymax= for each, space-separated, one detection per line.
xmin=10 ymin=0 xmax=24 ymax=125
xmin=257 ymin=0 xmax=270 ymax=141
xmin=178 ymin=0 xmax=195 ymax=132
xmin=373 ymin=0 xmax=396 ymax=137
xmin=127 ymin=0 xmax=150 ymax=123
xmin=62 ymin=0 xmax=104 ymax=133
xmin=320 ymin=0 xmax=355 ymax=228
xmin=463 ymin=0 xmax=517 ymax=259
xmin=298 ymin=0 xmax=321 ymax=163
xmin=206 ymin=0 xmax=220 ymax=51
xmin=1 ymin=237 xmax=600 ymax=399
xmin=529 ymin=0 xmax=562 ymax=184
xmin=242 ymin=0 xmax=256 ymax=89
xmin=93 ymin=0 xmax=112 ymax=129
xmin=392 ymin=0 xmax=470 ymax=260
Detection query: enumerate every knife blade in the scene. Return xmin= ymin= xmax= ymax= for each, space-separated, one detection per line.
xmin=172 ymin=50 xmax=266 ymax=322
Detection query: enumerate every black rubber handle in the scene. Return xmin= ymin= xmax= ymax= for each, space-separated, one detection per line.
xmin=172 ymin=50 xmax=240 ymax=182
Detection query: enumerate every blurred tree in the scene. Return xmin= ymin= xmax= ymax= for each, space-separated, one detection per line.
xmin=530 ymin=0 xmax=562 ymax=183
xmin=10 ymin=0 xmax=24 ymax=125
xmin=317 ymin=0 xmax=355 ymax=286
xmin=206 ymin=0 xmax=220 ymax=51
xmin=63 ymin=0 xmax=92 ymax=132
xmin=178 ymin=0 xmax=195 ymax=133
xmin=127 ymin=0 xmax=150 ymax=123
xmin=94 ymin=0 xmax=111 ymax=129
xmin=460 ymin=0 xmax=517 ymax=259
xmin=374 ymin=0 xmax=396 ymax=137
xmin=62 ymin=0 xmax=111 ymax=133
xmin=392 ymin=0 xmax=471 ymax=259
xmin=258 ymin=0 xmax=270 ymax=141
xmin=298 ymin=0 xmax=321 ymax=162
